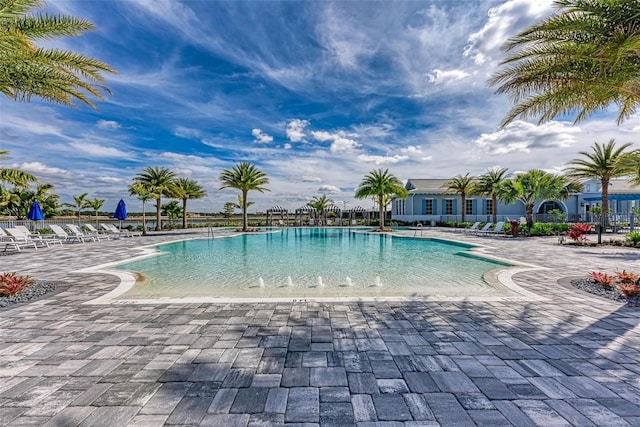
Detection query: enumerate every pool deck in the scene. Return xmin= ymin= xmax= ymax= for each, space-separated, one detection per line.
xmin=0 ymin=227 xmax=639 ymax=426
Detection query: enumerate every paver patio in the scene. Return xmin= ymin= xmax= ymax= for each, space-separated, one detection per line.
xmin=1 ymin=228 xmax=639 ymax=426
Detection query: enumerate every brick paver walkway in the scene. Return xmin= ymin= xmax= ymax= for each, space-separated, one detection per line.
xmin=1 ymin=228 xmax=639 ymax=426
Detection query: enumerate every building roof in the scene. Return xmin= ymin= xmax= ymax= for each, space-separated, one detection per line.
xmin=609 ymin=180 xmax=640 ymax=194
xmin=405 ymin=179 xmax=452 ymax=194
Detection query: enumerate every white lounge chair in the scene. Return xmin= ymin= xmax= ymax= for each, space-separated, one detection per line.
xmin=473 ymin=223 xmax=493 ymax=235
xmin=462 ymin=222 xmax=481 ymax=234
xmin=49 ymin=224 xmax=84 ymax=243
xmin=0 ymin=228 xmax=38 ymax=251
xmin=479 ymin=221 xmax=506 ymax=236
xmin=101 ymin=223 xmax=141 ymax=237
xmin=66 ymin=224 xmax=108 ymax=241
xmin=14 ymin=225 xmax=63 ymax=247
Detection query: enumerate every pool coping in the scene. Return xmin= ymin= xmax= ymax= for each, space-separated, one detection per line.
xmin=77 ymin=231 xmax=548 ymax=305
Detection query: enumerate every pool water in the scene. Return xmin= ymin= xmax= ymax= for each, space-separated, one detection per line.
xmin=114 ymin=228 xmax=514 ymax=299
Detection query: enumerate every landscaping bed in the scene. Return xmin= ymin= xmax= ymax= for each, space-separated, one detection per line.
xmin=570 ymin=277 xmax=640 ymax=307
xmin=0 ymin=280 xmax=56 ymax=308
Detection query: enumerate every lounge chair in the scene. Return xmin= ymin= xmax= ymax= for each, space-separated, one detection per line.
xmin=479 ymin=221 xmax=506 ymax=236
xmin=49 ymin=224 xmax=85 ymax=243
xmin=0 ymin=228 xmax=38 ymax=251
xmin=14 ymin=225 xmax=63 ymax=247
xmin=462 ymin=222 xmax=481 ymax=234
xmin=101 ymin=223 xmax=141 ymax=237
xmin=473 ymin=223 xmax=493 ymax=235
xmin=66 ymin=224 xmax=108 ymax=241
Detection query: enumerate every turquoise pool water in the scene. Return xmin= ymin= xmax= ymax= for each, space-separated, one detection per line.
xmin=115 ymin=228 xmax=513 ymax=299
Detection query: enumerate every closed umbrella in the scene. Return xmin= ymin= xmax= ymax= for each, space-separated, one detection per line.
xmin=114 ymin=199 xmax=127 ymax=230
xmin=27 ymin=200 xmax=44 ymax=232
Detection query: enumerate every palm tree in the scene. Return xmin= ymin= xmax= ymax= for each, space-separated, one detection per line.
xmin=307 ymin=194 xmax=334 ymax=223
xmin=0 ymin=0 xmax=116 ymax=108
xmin=474 ymin=167 xmax=509 ymax=224
xmin=135 ymin=167 xmax=176 ymax=231
xmin=355 ymin=168 xmax=408 ymax=230
xmin=0 ymin=150 xmax=38 ymax=187
xmin=500 ymin=169 xmax=581 ymax=233
xmin=443 ymin=173 xmax=475 ymax=223
xmin=172 ymin=178 xmax=207 ymax=229
xmin=565 ymin=140 xmax=635 ymax=226
xmin=86 ymin=197 xmax=105 ymax=226
xmin=489 ymin=0 xmax=640 ymax=127
xmin=128 ymin=180 xmax=154 ymax=236
xmin=63 ymin=192 xmax=89 ymax=224
xmin=219 ymin=162 xmax=269 ymax=232
xmin=33 ymin=183 xmax=59 ymax=217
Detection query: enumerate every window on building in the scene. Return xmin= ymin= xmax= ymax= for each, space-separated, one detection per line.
xmin=465 ymin=199 xmax=474 ymax=215
xmin=425 ymin=199 xmax=433 ymax=215
xmin=445 ymin=199 xmax=453 ymax=215
xmin=486 ymin=199 xmax=494 ymax=215
xmin=585 ymin=184 xmax=590 ymax=192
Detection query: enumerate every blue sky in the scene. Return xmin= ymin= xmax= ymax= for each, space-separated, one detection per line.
xmin=2 ymin=0 xmax=638 ymax=213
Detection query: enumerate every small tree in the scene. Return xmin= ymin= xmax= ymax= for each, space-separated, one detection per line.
xmin=355 ymin=168 xmax=408 ymax=230
xmin=64 ymin=192 xmax=89 ymax=224
xmin=443 ymin=173 xmax=474 ymax=223
xmin=161 ymin=200 xmax=182 ymax=226
xmin=86 ymin=197 xmax=105 ymax=225
xmin=128 ymin=180 xmax=154 ymax=236
xmin=219 ymin=162 xmax=269 ymax=232
xmin=307 ymin=195 xmax=334 ymax=223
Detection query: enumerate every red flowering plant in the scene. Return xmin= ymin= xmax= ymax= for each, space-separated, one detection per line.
xmin=615 ymin=270 xmax=639 ymax=284
xmin=588 ymin=271 xmax=616 ymax=287
xmin=619 ymin=283 xmax=640 ymax=297
xmin=0 ymin=272 xmax=35 ymax=297
xmin=566 ymin=223 xmax=592 ymax=242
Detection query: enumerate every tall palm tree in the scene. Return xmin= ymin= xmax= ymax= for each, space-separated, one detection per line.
xmin=500 ymin=169 xmax=581 ymax=232
xmin=565 ymin=140 xmax=634 ymax=225
xmin=307 ymin=194 xmax=334 ymax=223
xmin=86 ymin=197 xmax=105 ymax=226
xmin=489 ymin=0 xmax=640 ymax=127
xmin=219 ymin=162 xmax=269 ymax=232
xmin=135 ymin=167 xmax=176 ymax=231
xmin=474 ymin=167 xmax=509 ymax=224
xmin=443 ymin=173 xmax=475 ymax=223
xmin=128 ymin=180 xmax=154 ymax=236
xmin=172 ymin=178 xmax=207 ymax=229
xmin=63 ymin=192 xmax=89 ymax=224
xmin=0 ymin=0 xmax=116 ymax=108
xmin=355 ymin=168 xmax=408 ymax=230
xmin=0 ymin=150 xmax=38 ymax=187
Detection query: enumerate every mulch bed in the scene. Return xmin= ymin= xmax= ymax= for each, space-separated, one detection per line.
xmin=570 ymin=278 xmax=640 ymax=307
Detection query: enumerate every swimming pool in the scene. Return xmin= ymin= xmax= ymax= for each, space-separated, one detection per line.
xmin=113 ymin=228 xmax=516 ymax=299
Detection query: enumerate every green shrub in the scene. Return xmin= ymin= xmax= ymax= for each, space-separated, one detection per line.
xmin=529 ymin=222 xmax=572 ymax=236
xmin=627 ymin=231 xmax=640 ymax=245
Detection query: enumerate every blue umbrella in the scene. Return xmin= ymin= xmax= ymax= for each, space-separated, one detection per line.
xmin=114 ymin=199 xmax=127 ymax=230
xmin=27 ymin=200 xmax=44 ymax=232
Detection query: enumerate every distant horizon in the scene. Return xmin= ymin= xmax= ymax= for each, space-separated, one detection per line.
xmin=3 ymin=0 xmax=638 ymax=213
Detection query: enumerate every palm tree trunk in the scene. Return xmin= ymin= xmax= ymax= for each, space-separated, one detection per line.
xmin=492 ymin=195 xmax=498 ymax=224
xmin=142 ymin=201 xmax=147 ymax=236
xmin=526 ymin=204 xmax=534 ymax=234
xmin=182 ymin=198 xmax=187 ymax=229
xmin=461 ymin=195 xmax=466 ymax=223
xmin=601 ymin=178 xmax=609 ymax=228
xmin=155 ymin=196 xmax=162 ymax=231
xmin=379 ymin=195 xmax=385 ymax=230
xmin=242 ymin=190 xmax=248 ymax=232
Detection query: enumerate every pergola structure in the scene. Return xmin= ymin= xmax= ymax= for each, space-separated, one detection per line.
xmin=294 ymin=205 xmax=315 ymax=225
xmin=266 ymin=206 xmax=289 ymax=226
xmin=324 ymin=205 xmax=342 ymax=225
xmin=348 ymin=206 xmax=368 ymax=225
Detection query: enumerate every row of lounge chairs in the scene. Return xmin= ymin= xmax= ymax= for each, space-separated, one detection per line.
xmin=462 ymin=221 xmax=506 ymax=236
xmin=0 ymin=223 xmax=141 ymax=252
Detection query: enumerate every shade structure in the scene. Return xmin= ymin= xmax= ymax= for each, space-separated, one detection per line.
xmin=114 ymin=199 xmax=127 ymax=230
xmin=27 ymin=200 xmax=44 ymax=221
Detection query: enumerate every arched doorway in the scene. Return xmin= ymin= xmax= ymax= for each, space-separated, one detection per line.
xmin=536 ymin=200 xmax=566 ymax=222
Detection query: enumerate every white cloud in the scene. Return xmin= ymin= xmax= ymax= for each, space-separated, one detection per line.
xmin=286 ymin=119 xmax=309 ymax=142
xmin=284 ymin=143 xmax=292 ymax=150
xmin=18 ymin=162 xmax=73 ymax=178
xmin=311 ymin=131 xmax=334 ymax=142
xmin=300 ymin=176 xmax=322 ymax=182
xmin=318 ymin=185 xmax=341 ymax=193
xmin=97 ymin=176 xmax=124 ymax=184
xmin=474 ymin=120 xmax=581 ymax=155
xmin=252 ymin=128 xmax=274 ymax=143
xmin=357 ymin=154 xmax=408 ymax=164
xmin=330 ymin=137 xmax=360 ymax=153
xmin=464 ymin=0 xmax=553 ymax=65
xmin=96 ymin=120 xmax=120 ymax=130
xmin=68 ymin=142 xmax=130 ymax=158
xmin=174 ymin=125 xmax=202 ymax=139
xmin=427 ymin=69 xmax=470 ymax=85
